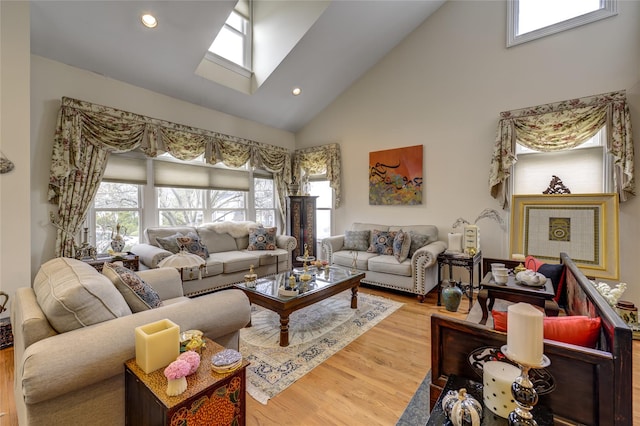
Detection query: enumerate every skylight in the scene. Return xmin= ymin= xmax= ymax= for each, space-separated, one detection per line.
xmin=208 ymin=9 xmax=251 ymax=73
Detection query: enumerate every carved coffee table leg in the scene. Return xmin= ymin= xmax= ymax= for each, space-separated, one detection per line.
xmin=351 ymin=285 xmax=358 ymax=309
xmin=478 ymin=289 xmax=489 ymax=325
xmin=279 ymin=314 xmax=290 ymax=347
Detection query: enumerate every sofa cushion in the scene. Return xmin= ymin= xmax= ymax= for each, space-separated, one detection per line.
xmin=492 ymin=310 xmax=601 ymax=348
xmin=332 ymin=250 xmax=378 ymax=270
xmin=102 ymin=263 xmax=163 ymax=312
xmin=253 ymin=249 xmax=288 ymax=266
xmin=177 ymin=232 xmax=209 ymax=259
xmin=145 ymin=226 xmax=197 ymax=247
xmin=248 ymin=226 xmax=277 ymax=250
xmin=343 ymin=230 xmax=370 ymax=251
xmin=203 ymin=259 xmax=224 ymax=277
xmin=156 ymin=233 xmax=183 ymax=253
xmin=368 ymin=255 xmax=412 ymax=276
xmin=33 ymin=258 xmax=132 ymax=333
xmin=197 ymin=227 xmax=239 ymax=253
xmin=367 ymin=230 xmax=397 ymax=255
xmin=209 ymin=251 xmax=261 ymax=273
xmin=393 ymin=230 xmax=411 ymax=263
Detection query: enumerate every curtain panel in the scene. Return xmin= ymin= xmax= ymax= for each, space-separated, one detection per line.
xmin=489 ymin=90 xmax=635 ymax=208
xmin=292 ymin=143 xmax=342 ymax=207
xmin=49 ymin=96 xmax=291 ymax=257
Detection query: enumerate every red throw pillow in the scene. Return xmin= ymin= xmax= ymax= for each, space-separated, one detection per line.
xmin=491 ymin=310 xmax=601 ymax=348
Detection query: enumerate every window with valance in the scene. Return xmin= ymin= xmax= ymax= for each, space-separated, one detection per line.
xmin=489 ymin=90 xmax=635 ymax=208
xmin=292 ymin=143 xmax=342 ymax=207
xmin=49 ymin=96 xmax=292 ymax=257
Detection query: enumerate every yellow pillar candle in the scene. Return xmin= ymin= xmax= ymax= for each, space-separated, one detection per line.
xmin=135 ymin=319 xmax=180 ymax=374
xmin=483 ymin=361 xmax=520 ymax=418
xmin=507 ymin=303 xmax=543 ymax=366
xmin=512 ymin=253 xmax=526 ymax=261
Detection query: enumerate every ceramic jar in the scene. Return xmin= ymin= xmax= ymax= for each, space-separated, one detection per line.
xmin=441 ymin=279 xmax=463 ymax=312
xmin=615 ymin=300 xmax=638 ymax=326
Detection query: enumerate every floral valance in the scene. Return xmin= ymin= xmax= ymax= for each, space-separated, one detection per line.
xmin=49 ymin=96 xmax=292 ymax=257
xmin=489 ymin=90 xmax=635 ymax=208
xmin=293 ymin=143 xmax=342 ymax=207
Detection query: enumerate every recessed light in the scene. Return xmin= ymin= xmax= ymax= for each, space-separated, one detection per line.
xmin=141 ymin=14 xmax=157 ymax=28
xmin=292 ymin=87 xmax=302 ymax=96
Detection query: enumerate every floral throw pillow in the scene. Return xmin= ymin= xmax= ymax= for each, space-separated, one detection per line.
xmin=393 ymin=230 xmax=412 ymax=263
xmin=177 ymin=232 xmax=209 ymax=259
xmin=343 ymin=230 xmax=370 ymax=251
xmin=367 ymin=230 xmax=397 ymax=255
xmin=103 ymin=263 xmax=163 ymax=313
xmin=248 ymin=226 xmax=277 ymax=250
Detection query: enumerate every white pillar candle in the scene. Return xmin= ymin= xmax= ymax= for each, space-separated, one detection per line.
xmin=483 ymin=361 xmax=520 ymax=418
xmin=135 ymin=319 xmax=180 ymax=374
xmin=511 ymin=253 xmax=525 ymax=261
xmin=507 ymin=303 xmax=543 ymax=366
xmin=448 ymin=233 xmax=463 ymax=252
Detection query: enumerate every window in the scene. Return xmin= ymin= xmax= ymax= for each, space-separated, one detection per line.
xmin=507 ymin=0 xmax=617 ymax=47
xmin=308 ymin=180 xmax=333 ymax=241
xmin=513 ymin=127 xmax=612 ymax=195
xmin=208 ymin=5 xmax=252 ymax=75
xmin=92 ymin=182 xmax=142 ymax=253
xmin=253 ymin=176 xmax=276 ymax=227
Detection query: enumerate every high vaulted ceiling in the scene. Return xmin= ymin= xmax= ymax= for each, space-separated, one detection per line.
xmin=30 ymin=1 xmax=445 ymax=133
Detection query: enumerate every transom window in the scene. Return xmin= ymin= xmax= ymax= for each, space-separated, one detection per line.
xmin=507 ymin=0 xmax=617 ymax=47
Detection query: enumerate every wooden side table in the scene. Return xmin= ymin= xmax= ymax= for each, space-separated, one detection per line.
xmin=81 ymin=252 xmax=139 ymax=272
xmin=125 ymin=338 xmax=248 ymax=426
xmin=436 ymin=251 xmax=482 ymax=310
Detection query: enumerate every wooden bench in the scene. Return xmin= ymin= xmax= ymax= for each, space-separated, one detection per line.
xmin=430 ymin=253 xmax=632 ymax=425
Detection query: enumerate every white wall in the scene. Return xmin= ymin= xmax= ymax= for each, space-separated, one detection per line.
xmin=296 ymin=1 xmax=640 ymax=305
xmin=30 ymin=55 xmax=296 ymax=280
xmin=0 ymin=2 xmax=30 ymax=320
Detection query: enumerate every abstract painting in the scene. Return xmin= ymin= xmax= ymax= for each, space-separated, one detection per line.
xmin=369 ymin=145 xmax=423 ymax=205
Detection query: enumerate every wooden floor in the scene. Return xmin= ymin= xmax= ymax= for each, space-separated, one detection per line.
xmin=1 ymin=287 xmax=639 ymax=425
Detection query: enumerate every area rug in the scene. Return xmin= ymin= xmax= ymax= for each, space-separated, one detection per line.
xmin=239 ymin=290 xmax=403 ymax=404
xmin=396 ymin=370 xmax=431 ymax=426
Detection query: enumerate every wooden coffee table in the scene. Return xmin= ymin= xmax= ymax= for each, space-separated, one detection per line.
xmin=478 ymin=272 xmax=560 ymax=325
xmin=235 ymin=267 xmax=364 ymax=346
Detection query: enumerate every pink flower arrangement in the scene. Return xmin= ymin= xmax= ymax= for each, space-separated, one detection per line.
xmin=177 ymin=350 xmax=201 ymax=375
xmin=164 ymin=359 xmax=191 ymax=380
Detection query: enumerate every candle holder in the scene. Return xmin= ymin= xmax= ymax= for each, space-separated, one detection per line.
xmin=501 ymin=345 xmax=550 ymax=426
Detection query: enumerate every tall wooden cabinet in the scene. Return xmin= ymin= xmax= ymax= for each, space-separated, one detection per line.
xmin=286 ymin=196 xmax=318 ymax=267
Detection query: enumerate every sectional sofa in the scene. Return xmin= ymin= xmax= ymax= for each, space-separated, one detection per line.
xmin=321 ymin=222 xmax=447 ymax=300
xmin=132 ymin=221 xmax=297 ymax=296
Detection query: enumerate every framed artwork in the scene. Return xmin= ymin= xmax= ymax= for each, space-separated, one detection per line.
xmin=510 ymin=194 xmax=619 ymax=279
xmin=369 ymin=145 xmax=423 ymax=205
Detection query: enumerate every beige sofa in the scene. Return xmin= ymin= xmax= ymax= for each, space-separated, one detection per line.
xmin=321 ymin=223 xmax=446 ymax=300
xmin=132 ymin=221 xmax=297 ymax=297
xmin=11 ymin=257 xmax=251 ymax=426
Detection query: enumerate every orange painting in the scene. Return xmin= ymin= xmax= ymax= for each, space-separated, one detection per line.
xmin=369 ymin=145 xmax=423 ymax=205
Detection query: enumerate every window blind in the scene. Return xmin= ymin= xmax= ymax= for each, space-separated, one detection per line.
xmin=154 ymin=160 xmax=249 ymax=191
xmin=103 ymin=155 xmax=147 ymax=184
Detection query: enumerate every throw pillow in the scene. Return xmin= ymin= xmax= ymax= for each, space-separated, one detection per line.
xmin=393 ymin=230 xmax=412 ymax=262
xmin=491 ymin=310 xmax=601 ymax=348
xmin=525 ymin=255 xmax=566 ymax=305
xmin=103 ymin=262 xmax=163 ymax=312
xmin=248 ymin=226 xmax=277 ymax=250
xmin=367 ymin=230 xmax=397 ymax=255
xmin=343 ymin=230 xmax=370 ymax=251
xmin=177 ymin=232 xmax=209 ymax=259
xmin=408 ymin=231 xmax=432 ymax=257
xmin=156 ymin=232 xmax=183 ymax=253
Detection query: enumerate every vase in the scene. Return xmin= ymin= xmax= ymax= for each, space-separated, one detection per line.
xmin=441 ymin=279 xmax=462 ymax=312
xmin=110 ymin=223 xmax=125 ymax=253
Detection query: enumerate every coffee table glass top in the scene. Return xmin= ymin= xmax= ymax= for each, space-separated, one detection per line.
xmin=237 ymin=267 xmax=364 ymax=301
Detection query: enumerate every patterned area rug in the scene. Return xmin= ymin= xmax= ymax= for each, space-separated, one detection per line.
xmin=396 ymin=370 xmax=431 ymax=425
xmin=239 ymin=290 xmax=403 ymax=404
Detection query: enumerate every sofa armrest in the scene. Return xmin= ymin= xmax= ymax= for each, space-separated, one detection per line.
xmin=137 ymin=267 xmax=183 ymax=300
xmin=321 ymin=235 xmax=345 ymax=263
xmin=132 ymin=243 xmax=172 ymax=268
xmin=18 ymin=289 xmax=250 ymax=405
xmin=413 ymin=240 xmax=447 ymax=267
xmin=412 ymin=240 xmax=447 ymax=294
xmin=276 ymin=234 xmax=297 ymax=252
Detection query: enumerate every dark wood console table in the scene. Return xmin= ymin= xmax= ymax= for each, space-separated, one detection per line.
xmin=437 ymin=251 xmax=482 ymax=311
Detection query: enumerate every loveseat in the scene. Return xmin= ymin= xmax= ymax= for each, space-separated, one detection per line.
xmin=132 ymin=221 xmax=297 ymax=297
xmin=321 ymin=223 xmax=447 ymax=300
xmin=430 ymin=253 xmax=633 ymax=425
xmin=11 ymin=257 xmax=251 ymax=426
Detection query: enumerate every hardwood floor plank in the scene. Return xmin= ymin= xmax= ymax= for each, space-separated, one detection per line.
xmin=2 ymin=287 xmax=638 ymax=425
